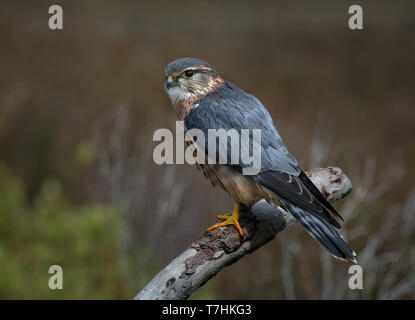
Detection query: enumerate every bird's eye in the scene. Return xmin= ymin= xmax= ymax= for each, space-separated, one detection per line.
xmin=183 ymin=70 xmax=194 ymax=78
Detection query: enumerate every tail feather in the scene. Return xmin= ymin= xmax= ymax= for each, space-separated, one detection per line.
xmin=280 ymin=198 xmax=357 ymax=263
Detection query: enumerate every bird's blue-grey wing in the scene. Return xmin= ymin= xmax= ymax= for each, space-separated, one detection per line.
xmin=185 ymin=82 xmax=300 ymax=176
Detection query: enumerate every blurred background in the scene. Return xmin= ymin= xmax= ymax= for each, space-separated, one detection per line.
xmin=0 ymin=0 xmax=414 ymax=299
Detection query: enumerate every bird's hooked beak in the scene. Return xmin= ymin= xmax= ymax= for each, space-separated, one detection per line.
xmin=166 ymin=75 xmax=178 ymax=90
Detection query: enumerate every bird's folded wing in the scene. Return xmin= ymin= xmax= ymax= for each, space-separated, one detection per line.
xmin=184 ymin=81 xmax=300 ymax=175
xmin=257 ymin=171 xmax=342 ymax=229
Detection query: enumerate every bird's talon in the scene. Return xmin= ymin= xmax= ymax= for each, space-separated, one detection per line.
xmin=207 ymin=203 xmax=244 ymax=236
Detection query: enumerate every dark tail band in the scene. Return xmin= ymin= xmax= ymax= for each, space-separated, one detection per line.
xmin=280 ymin=198 xmax=357 ymax=263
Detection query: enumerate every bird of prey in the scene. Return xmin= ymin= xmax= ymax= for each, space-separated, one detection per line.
xmin=164 ymin=57 xmax=356 ymax=262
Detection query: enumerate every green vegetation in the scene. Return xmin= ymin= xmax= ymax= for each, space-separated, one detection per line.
xmin=0 ymin=165 xmax=132 ymax=299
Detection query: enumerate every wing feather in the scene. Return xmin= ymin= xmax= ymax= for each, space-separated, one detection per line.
xmin=258 ymin=171 xmax=342 ymax=229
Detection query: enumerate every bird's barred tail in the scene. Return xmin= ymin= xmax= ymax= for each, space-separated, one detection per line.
xmin=280 ymin=198 xmax=357 ymax=263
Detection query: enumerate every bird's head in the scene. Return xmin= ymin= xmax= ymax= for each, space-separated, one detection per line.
xmin=164 ymin=58 xmax=223 ymax=106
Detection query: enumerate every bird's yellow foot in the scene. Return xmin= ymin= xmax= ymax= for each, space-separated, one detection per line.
xmin=206 ymin=203 xmax=243 ymax=236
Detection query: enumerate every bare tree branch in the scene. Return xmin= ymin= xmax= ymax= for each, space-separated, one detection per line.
xmin=133 ymin=166 xmax=352 ymax=300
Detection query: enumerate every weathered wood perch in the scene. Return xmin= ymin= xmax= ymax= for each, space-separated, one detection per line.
xmin=134 ymin=166 xmax=352 ymax=300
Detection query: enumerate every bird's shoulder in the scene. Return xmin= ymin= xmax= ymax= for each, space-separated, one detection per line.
xmin=202 ymin=81 xmax=267 ymax=112
xmin=185 ymin=81 xmax=271 ymax=130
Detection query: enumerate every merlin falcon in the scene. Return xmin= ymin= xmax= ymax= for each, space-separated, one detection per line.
xmin=164 ymin=57 xmax=356 ymax=262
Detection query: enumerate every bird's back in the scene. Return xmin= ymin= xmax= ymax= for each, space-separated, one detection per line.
xmin=185 ymin=80 xmax=301 ymax=176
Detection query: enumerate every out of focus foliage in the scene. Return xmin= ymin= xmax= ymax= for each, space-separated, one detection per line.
xmin=0 ymin=164 xmax=132 ymax=299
